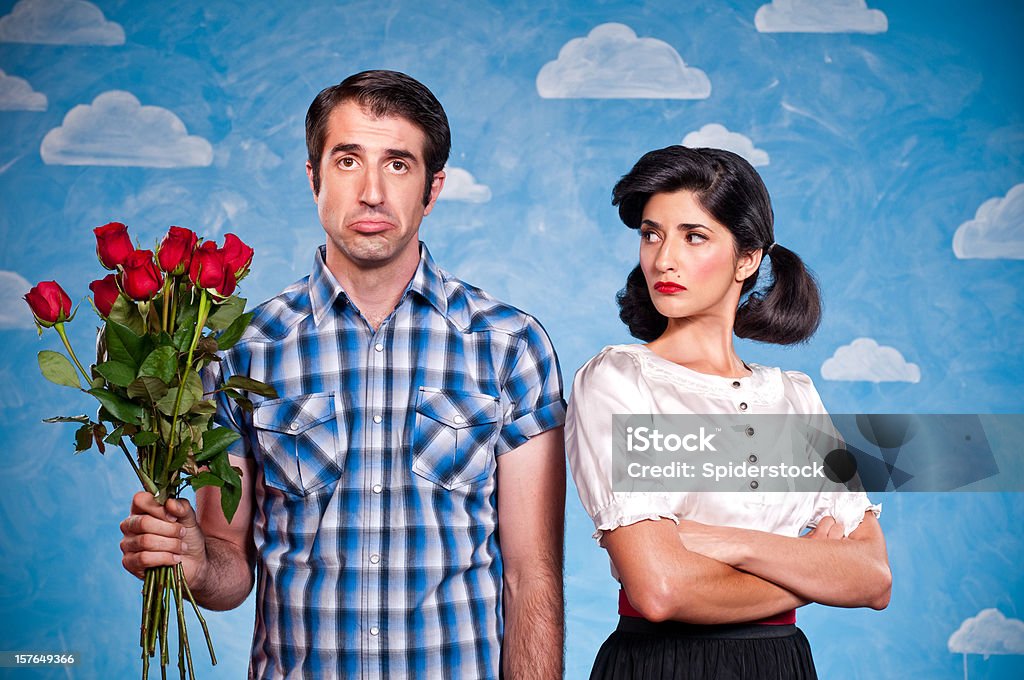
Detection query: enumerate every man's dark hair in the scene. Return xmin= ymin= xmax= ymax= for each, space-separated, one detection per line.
xmin=305 ymin=70 xmax=451 ymax=205
xmin=612 ymin=145 xmax=821 ymax=345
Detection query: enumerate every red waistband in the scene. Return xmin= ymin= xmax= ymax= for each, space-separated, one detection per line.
xmin=618 ymin=589 xmax=796 ymax=625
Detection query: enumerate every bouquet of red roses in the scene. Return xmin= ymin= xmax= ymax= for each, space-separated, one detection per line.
xmin=25 ymin=222 xmax=276 ymax=680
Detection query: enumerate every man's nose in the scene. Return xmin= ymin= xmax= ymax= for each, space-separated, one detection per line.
xmin=359 ymin=169 xmax=384 ymax=207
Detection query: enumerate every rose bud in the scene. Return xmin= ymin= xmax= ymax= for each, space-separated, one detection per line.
xmin=89 ymin=274 xmax=121 ymax=317
xmin=221 ymin=233 xmax=254 ymax=281
xmin=156 ymin=226 xmax=199 ymax=276
xmin=188 ymin=241 xmax=236 ymax=299
xmin=93 ymin=222 xmax=135 ymax=270
xmin=24 ymin=281 xmax=73 ymax=327
xmin=118 ymin=249 xmax=164 ymax=301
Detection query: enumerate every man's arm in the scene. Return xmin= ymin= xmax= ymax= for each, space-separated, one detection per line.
xmin=120 ymin=454 xmax=257 ymax=611
xmin=677 ymin=512 xmax=892 ymax=610
xmin=496 ymin=427 xmax=565 ymax=680
xmin=601 ymin=518 xmax=807 ymax=624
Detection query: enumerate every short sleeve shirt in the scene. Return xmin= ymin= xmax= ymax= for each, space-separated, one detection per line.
xmin=204 ymin=243 xmax=566 ymax=679
xmin=565 ymin=344 xmax=879 ymax=553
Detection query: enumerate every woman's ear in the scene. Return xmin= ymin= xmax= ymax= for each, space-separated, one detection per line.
xmin=735 ymin=249 xmax=763 ymax=282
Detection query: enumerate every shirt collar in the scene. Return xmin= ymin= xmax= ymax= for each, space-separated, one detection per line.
xmin=308 ymin=242 xmax=448 ymax=326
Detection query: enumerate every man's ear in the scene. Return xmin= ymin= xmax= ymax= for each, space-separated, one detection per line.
xmin=422 ymin=169 xmax=446 ymax=217
xmin=735 ymin=248 xmax=763 ymax=282
xmin=306 ymin=161 xmax=318 ymax=201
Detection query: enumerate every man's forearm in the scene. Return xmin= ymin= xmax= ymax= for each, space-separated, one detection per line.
xmin=191 ymin=535 xmax=255 ymax=611
xmin=502 ymin=565 xmax=563 ymax=680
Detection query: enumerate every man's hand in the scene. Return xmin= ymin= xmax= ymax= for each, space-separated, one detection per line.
xmin=119 ymin=492 xmax=209 ymax=586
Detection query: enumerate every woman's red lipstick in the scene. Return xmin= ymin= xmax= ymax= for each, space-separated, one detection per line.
xmin=654 ymin=282 xmax=686 ymax=294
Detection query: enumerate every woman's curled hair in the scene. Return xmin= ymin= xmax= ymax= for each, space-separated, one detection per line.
xmin=613 ymin=146 xmax=821 ymax=345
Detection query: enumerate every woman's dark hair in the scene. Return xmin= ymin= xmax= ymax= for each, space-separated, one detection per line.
xmin=613 ymin=145 xmax=821 ymax=344
xmin=305 ymin=69 xmax=451 ymax=205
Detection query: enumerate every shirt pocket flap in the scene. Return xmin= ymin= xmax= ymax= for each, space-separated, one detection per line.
xmin=254 ymin=393 xmax=335 ymax=434
xmin=415 ymin=388 xmax=499 ymax=429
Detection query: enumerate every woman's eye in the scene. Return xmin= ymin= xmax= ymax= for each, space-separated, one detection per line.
xmin=686 ymin=232 xmax=708 ymax=244
xmin=641 ymin=230 xmax=660 ymax=243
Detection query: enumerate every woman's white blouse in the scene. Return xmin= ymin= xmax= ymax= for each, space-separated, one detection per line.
xmin=566 ymin=344 xmax=880 ymax=545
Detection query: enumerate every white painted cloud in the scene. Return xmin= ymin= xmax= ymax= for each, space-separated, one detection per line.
xmin=0 ymin=0 xmax=125 ymax=45
xmin=821 ymin=337 xmax=920 ymax=383
xmin=948 ymin=609 xmax=1024 ymax=657
xmin=755 ymin=0 xmax=888 ymax=34
xmin=537 ymin=23 xmax=711 ymax=99
xmin=40 ymin=91 xmax=213 ymax=167
xmin=953 ymin=184 xmax=1024 ymax=260
xmin=682 ymin=124 xmax=769 ymax=167
xmin=0 ymin=69 xmax=46 ymax=111
xmin=0 ymin=270 xmax=36 ymax=330
xmin=440 ymin=166 xmax=492 ymax=203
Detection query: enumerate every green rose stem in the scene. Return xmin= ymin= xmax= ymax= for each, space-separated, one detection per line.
xmin=165 ymin=289 xmax=210 ymax=481
xmin=118 ymin=440 xmax=159 ymax=496
xmin=178 ymin=562 xmax=215 ymax=665
xmin=52 ymin=322 xmax=90 ymax=383
xmin=161 ymin=278 xmax=172 ymax=333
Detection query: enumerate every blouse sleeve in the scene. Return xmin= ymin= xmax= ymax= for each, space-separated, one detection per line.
xmin=566 ymin=347 xmax=680 ymax=542
xmin=786 ymin=370 xmax=883 ymax=537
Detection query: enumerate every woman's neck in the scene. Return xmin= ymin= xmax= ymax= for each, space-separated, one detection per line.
xmin=646 ymin=316 xmax=750 ymax=378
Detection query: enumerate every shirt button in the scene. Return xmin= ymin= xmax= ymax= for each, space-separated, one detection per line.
xmin=374 ymin=343 xmax=383 ymax=352
xmin=373 ymin=414 xmax=382 ymax=424
xmin=289 ymin=422 xmax=299 ymax=431
xmin=369 ymin=554 xmax=380 ymax=564
xmin=372 ymin=484 xmax=382 ymax=494
xmin=453 ymin=414 xmax=465 ymax=424
xmin=748 ymin=454 xmax=758 ymax=463
xmin=750 ymin=480 xmax=759 ymax=489
xmin=745 ymin=426 xmax=755 ymax=437
xmin=732 ymin=380 xmax=741 ymax=389
xmin=370 ymin=626 xmax=379 ymax=636
xmin=738 ymin=402 xmax=748 ymax=411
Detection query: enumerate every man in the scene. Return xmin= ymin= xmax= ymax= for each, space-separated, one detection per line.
xmin=120 ymin=70 xmax=566 ymax=679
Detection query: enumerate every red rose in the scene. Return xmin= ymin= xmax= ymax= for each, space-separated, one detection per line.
xmin=89 ymin=273 xmax=121 ymax=317
xmin=221 ymin=233 xmax=254 ymax=281
xmin=118 ymin=250 xmax=164 ymax=301
xmin=24 ymin=281 xmax=73 ymax=327
xmin=93 ymin=222 xmax=135 ymax=270
xmin=188 ymin=241 xmax=236 ymax=299
xmin=156 ymin=226 xmax=199 ymax=276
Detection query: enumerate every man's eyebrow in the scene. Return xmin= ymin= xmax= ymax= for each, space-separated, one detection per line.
xmin=327 ymin=143 xmax=418 ymax=162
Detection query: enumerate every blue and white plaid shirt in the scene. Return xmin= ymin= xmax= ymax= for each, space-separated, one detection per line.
xmin=207 ymin=243 xmax=566 ymax=679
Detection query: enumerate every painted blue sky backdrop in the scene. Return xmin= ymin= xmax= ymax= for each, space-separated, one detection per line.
xmin=1 ymin=1 xmax=1022 ymax=678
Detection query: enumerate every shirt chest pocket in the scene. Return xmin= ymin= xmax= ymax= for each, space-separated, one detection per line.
xmin=411 ymin=388 xmax=500 ymax=490
xmin=252 ymin=392 xmax=345 ymax=497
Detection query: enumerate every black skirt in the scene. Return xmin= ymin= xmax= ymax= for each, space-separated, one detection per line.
xmin=590 ymin=616 xmax=818 ymax=680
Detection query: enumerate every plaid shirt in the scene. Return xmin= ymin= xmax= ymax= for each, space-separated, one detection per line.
xmin=206 ymin=243 xmax=566 ymax=679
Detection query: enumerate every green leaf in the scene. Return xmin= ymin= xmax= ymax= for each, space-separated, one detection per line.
xmin=132 ymin=431 xmax=160 ymax=447
xmin=223 ymin=375 xmax=278 ymax=399
xmin=188 ymin=471 xmax=223 ymax=490
xmin=197 ymin=427 xmax=241 ymax=463
xmin=220 ymin=479 xmax=242 ymax=523
xmin=107 ymin=295 xmax=146 ymax=335
xmin=215 ymin=311 xmax=254 ymax=351
xmin=138 ymin=346 xmax=178 ymax=383
xmin=38 ymin=350 xmax=81 ymax=389
xmin=88 ymin=387 xmax=143 ymax=425
xmin=104 ymin=320 xmax=146 ymax=369
xmin=127 ymin=376 xmax=169 ymax=403
xmin=169 ymin=436 xmax=192 ymax=472
xmin=156 ymin=385 xmax=195 ymax=416
xmin=104 ymin=425 xmax=125 ymax=446
xmin=94 ymin=360 xmax=137 ymax=388
xmin=172 ymin=323 xmax=196 ymax=351
xmin=206 ymin=296 xmax=246 ymax=331
xmin=43 ymin=415 xmax=91 ymax=424
xmin=189 ymin=400 xmax=217 ymax=415
xmin=75 ymin=424 xmax=93 ymax=452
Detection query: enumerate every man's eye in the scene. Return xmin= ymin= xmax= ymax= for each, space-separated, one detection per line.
xmin=339 ymin=157 xmax=356 ymax=168
xmin=390 ymin=160 xmax=407 ymax=172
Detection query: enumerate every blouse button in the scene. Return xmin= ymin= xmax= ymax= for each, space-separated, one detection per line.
xmin=732 ymin=380 xmax=741 ymax=389
xmin=748 ymin=454 xmax=758 ymax=463
xmin=749 ymin=480 xmax=759 ymax=489
xmin=738 ymin=402 xmax=748 ymax=411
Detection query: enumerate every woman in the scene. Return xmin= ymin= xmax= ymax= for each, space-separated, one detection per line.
xmin=566 ymin=146 xmax=891 ymax=680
